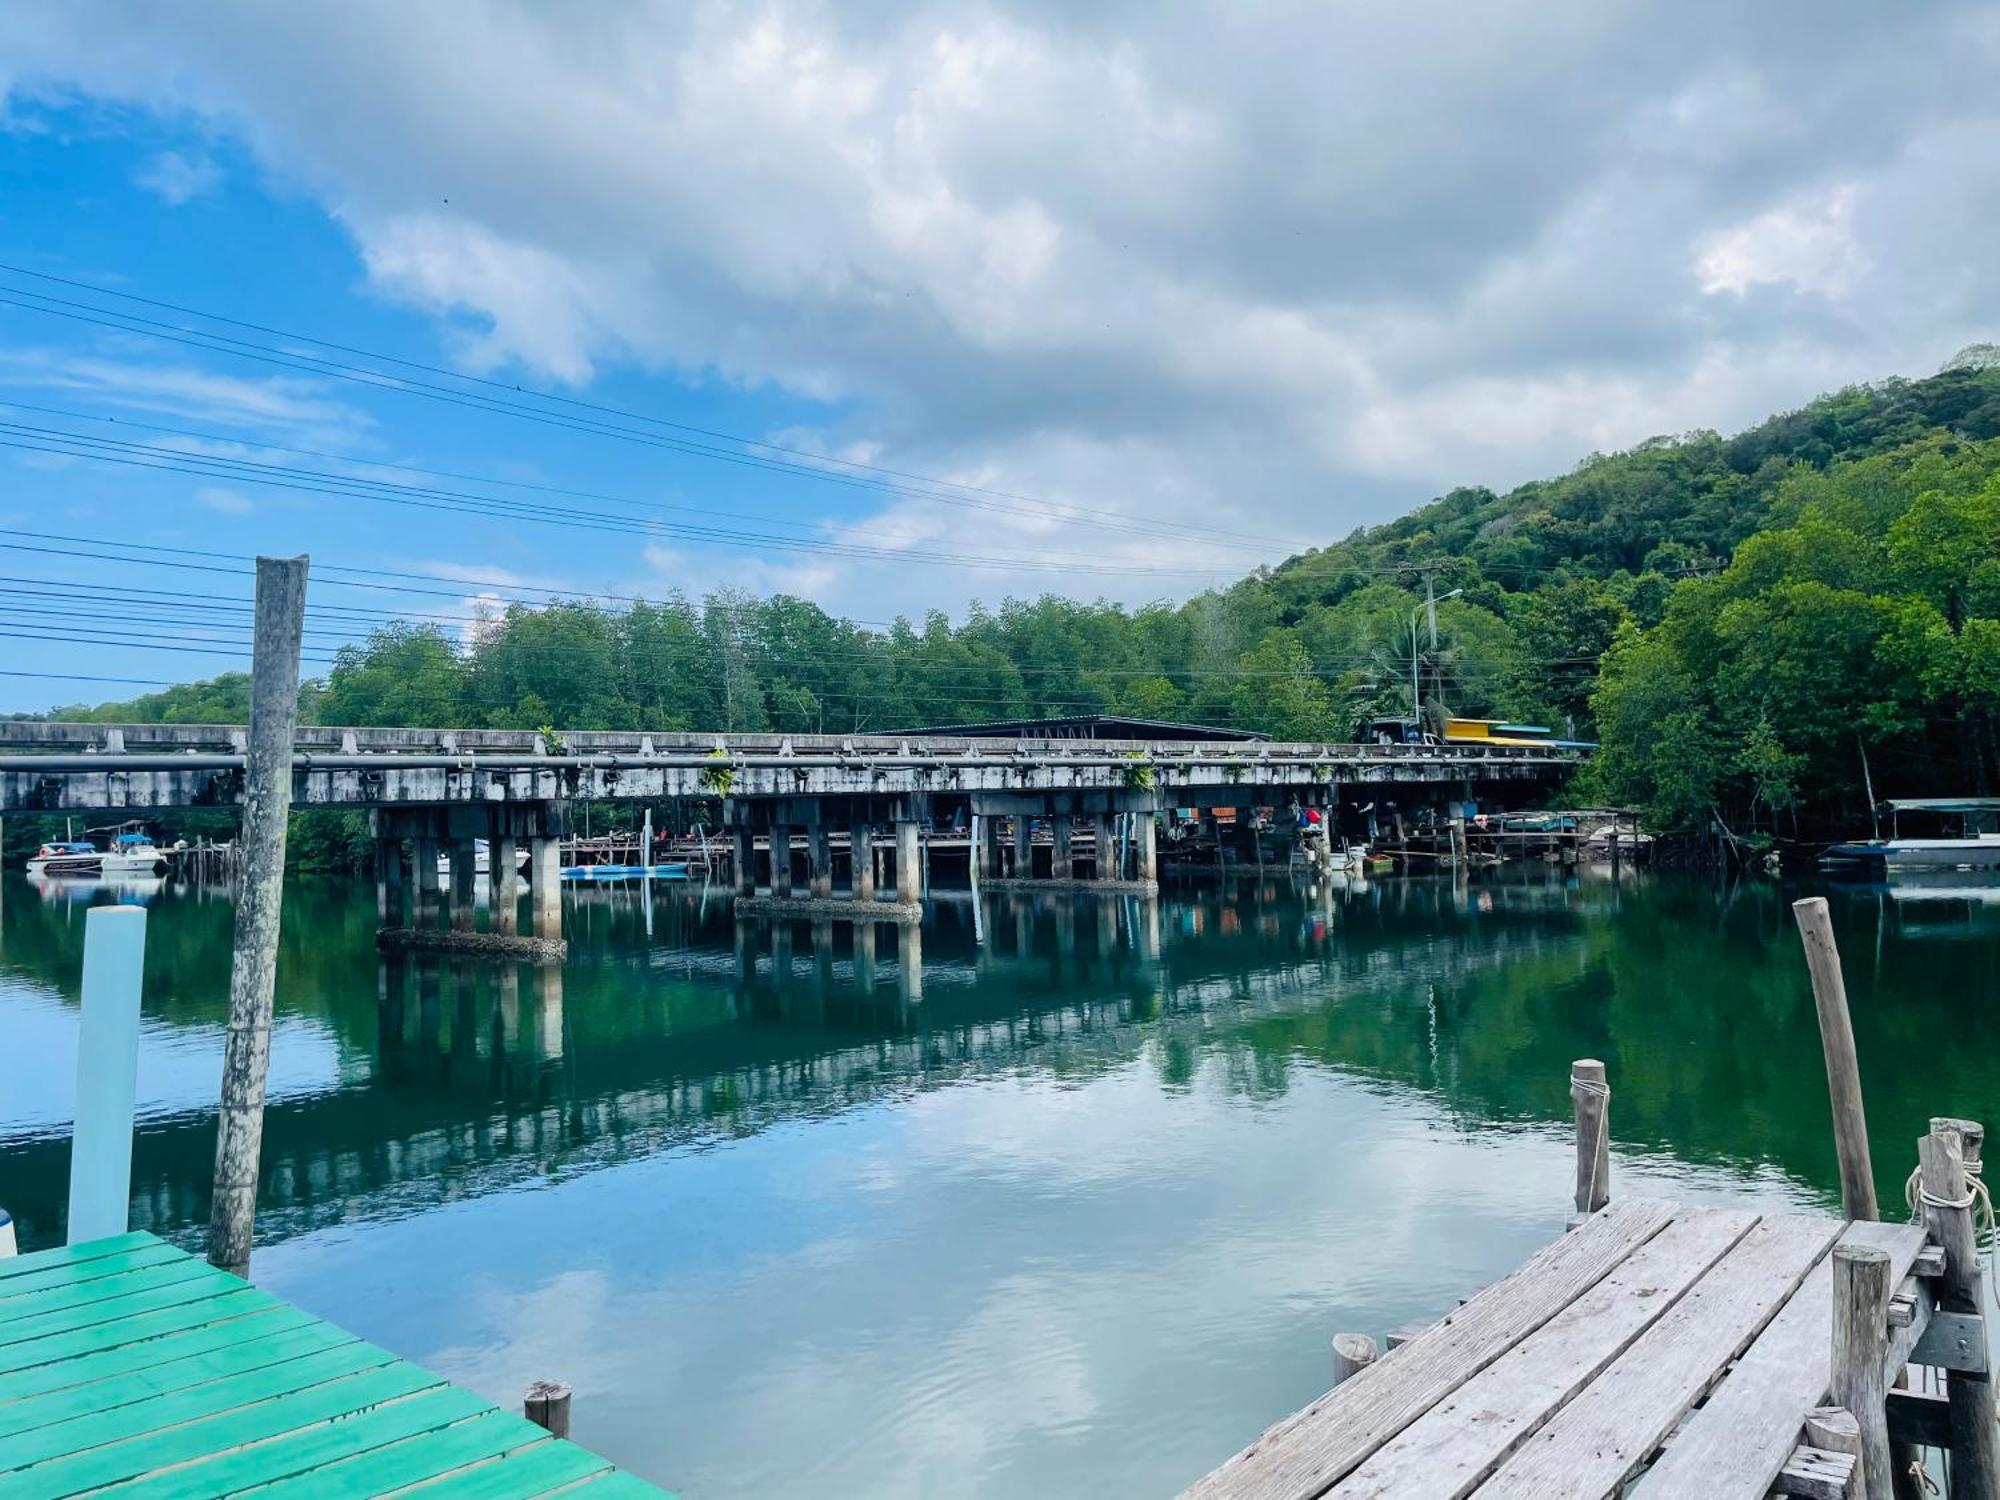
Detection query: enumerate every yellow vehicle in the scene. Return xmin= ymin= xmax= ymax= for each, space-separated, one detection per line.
xmin=1444 ymin=718 xmax=1597 ymax=750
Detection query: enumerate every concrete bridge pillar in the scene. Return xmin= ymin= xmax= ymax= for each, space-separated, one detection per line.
xmin=896 ymin=919 xmax=923 ymax=1002
xmin=414 ymin=833 xmax=441 ymax=926
xmin=449 ymin=839 xmax=478 ymax=932
xmin=807 ymin=822 xmax=832 ymax=898
xmin=530 ymin=836 xmax=563 ymax=941
xmin=770 ymin=824 xmax=794 ymax=897
xmin=733 ymin=827 xmax=756 ymax=898
xmin=1013 ymin=815 xmax=1033 ymax=878
xmin=1050 ymin=817 xmax=1073 ymax=880
xmin=1136 ymin=813 xmax=1159 ymax=884
xmin=894 ymin=820 xmax=921 ymax=904
xmin=1090 ymin=814 xmax=1115 ymax=879
xmin=970 ymin=812 xmax=987 ymax=882
xmin=852 ymin=821 xmax=876 ymax=901
xmin=491 ymin=833 xmax=519 ymax=936
xmin=376 ymin=837 xmax=404 ymax=925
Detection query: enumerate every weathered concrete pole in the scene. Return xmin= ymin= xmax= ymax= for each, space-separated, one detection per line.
xmin=895 ymin=820 xmax=921 ymax=904
xmin=1091 ymin=814 xmax=1114 ymax=879
xmin=207 ymin=554 xmax=307 ymax=1279
xmin=531 ymin=836 xmax=562 ymax=941
xmin=1137 ymin=812 xmax=1158 ymax=885
xmin=492 ymin=833 xmax=519 ymax=935
xmin=733 ymin=827 xmax=756 ymax=897
xmin=414 ymin=832 xmax=441 ymax=927
xmin=1051 ymin=817 xmax=1073 ymax=880
xmin=970 ymin=812 xmax=987 ymax=882
xmin=450 ymin=840 xmax=478 ymax=931
xmin=853 ymin=822 xmax=876 ymax=900
xmin=1013 ymin=815 xmax=1033 ymax=878
xmin=770 ymin=824 xmax=794 ymax=898
xmin=808 ymin=822 xmax=832 ymax=898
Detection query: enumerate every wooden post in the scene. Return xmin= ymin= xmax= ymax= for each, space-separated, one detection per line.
xmin=1832 ymin=1243 xmax=1894 ymax=1500
xmin=208 ymin=554 xmax=307 ymax=1278
xmin=1571 ymin=1058 xmax=1611 ymax=1215
xmin=1804 ymin=1407 xmax=1863 ymax=1484
xmin=523 ymin=1379 xmax=571 ymax=1439
xmin=1920 ymin=1121 xmax=2000 ymax=1500
xmin=1331 ymin=1332 xmax=1378 ymax=1387
xmin=69 ymin=906 xmax=147 ymax=1243
xmin=1793 ymin=897 xmax=1879 ymax=1220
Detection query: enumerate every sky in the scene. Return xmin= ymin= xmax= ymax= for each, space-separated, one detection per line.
xmin=1 ymin=1 xmax=1998 ymax=709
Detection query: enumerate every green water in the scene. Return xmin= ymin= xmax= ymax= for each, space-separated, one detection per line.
xmin=1 ymin=868 xmax=1996 ymax=1497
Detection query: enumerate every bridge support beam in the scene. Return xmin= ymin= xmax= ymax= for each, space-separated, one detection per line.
xmin=376 ymin=803 xmax=567 ymax=961
xmin=531 ymin=835 xmax=562 ymax=940
xmin=449 ymin=839 xmax=478 ymax=931
xmin=971 ymin=790 xmax=1161 ymax=895
xmin=491 ymin=832 xmax=519 ymax=936
xmin=1090 ymin=814 xmax=1115 ymax=879
xmin=413 ymin=833 xmax=441 ymax=926
xmin=1050 ymin=817 xmax=1073 ymax=880
xmin=895 ymin=820 xmax=921 ymax=904
xmin=1013 ymin=815 xmax=1032 ymax=878
xmin=769 ymin=824 xmax=793 ymax=897
xmin=733 ymin=828 xmax=755 ymax=897
xmin=852 ymin=821 xmax=876 ymax=901
xmin=808 ymin=821 xmax=832 ymax=898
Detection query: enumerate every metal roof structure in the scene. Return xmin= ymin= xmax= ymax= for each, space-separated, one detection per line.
xmin=888 ymin=713 xmax=1268 ymax=742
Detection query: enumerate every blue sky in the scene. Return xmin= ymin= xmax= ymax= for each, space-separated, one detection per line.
xmin=2 ymin=2 xmax=1998 ymax=711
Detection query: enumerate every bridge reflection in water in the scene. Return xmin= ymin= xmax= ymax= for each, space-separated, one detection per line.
xmin=2 ymin=869 xmax=1995 ymax=1258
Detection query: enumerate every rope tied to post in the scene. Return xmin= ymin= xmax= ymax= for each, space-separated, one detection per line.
xmin=1904 ymin=1151 xmax=1995 ymax=1249
xmin=1571 ymin=1071 xmax=1611 ymax=1213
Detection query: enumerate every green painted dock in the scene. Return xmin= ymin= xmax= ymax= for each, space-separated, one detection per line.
xmin=0 ymin=1231 xmax=673 ymax=1498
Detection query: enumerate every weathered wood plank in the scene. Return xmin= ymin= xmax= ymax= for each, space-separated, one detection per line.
xmin=0 ymin=1257 xmax=221 ymax=1328
xmin=0 ymin=1232 xmax=154 ymax=1283
xmin=1338 ymin=1208 xmax=1758 ymax=1500
xmin=1180 ymin=1197 xmax=1680 ymax=1500
xmin=0 ymin=1338 xmax=396 ymax=1472
xmin=1630 ymin=1221 xmax=1926 ymax=1500
xmin=1772 ymin=1445 xmax=1855 ymax=1500
xmin=0 ymin=1240 xmax=185 ymax=1302
xmin=391 ymin=1433 xmax=611 ymax=1496
xmin=0 ymin=1317 xmax=353 ymax=1441
xmin=100 ymin=1386 xmax=498 ymax=1500
xmin=225 ymin=1405 xmax=550 ymax=1500
xmin=0 ymin=1287 xmax=279 ymax=1377
xmin=0 ymin=1304 xmax=307 ymax=1403
xmin=1476 ymin=1214 xmax=1845 ymax=1500
xmin=0 ymin=1262 xmax=245 ymax=1351
xmin=0 ymin=1363 xmax=441 ymax=1500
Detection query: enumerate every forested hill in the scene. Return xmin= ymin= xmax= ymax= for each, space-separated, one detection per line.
xmin=31 ymin=356 xmax=2000 ymax=839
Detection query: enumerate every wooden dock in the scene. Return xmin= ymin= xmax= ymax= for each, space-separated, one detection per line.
xmin=0 ymin=1231 xmax=673 ymax=1498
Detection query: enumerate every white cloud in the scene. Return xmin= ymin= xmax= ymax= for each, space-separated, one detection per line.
xmin=0 ymin=349 xmax=369 ymax=442
xmin=132 ymin=148 xmax=221 ymax=204
xmin=2 ymin=0 xmax=1999 ymax=611
xmin=194 ymin=484 xmax=252 ymax=514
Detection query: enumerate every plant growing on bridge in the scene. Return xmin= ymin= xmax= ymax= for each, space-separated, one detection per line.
xmin=1121 ymin=751 xmax=1155 ymax=790
xmin=538 ymin=725 xmax=568 ymax=756
xmin=699 ymin=749 xmax=736 ymax=797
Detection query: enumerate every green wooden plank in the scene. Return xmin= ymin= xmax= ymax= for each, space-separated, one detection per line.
xmin=4 ymin=1362 xmax=442 ymax=1500
xmin=101 ymin=1385 xmax=498 ymax=1499
xmin=238 ymin=1406 xmax=549 ymax=1500
xmin=0 ymin=1288 xmax=281 ymax=1377
xmin=0 ymin=1263 xmax=246 ymax=1351
xmin=389 ymin=1438 xmax=610 ymax=1499
xmin=0 ymin=1233 xmax=157 ymax=1283
xmin=0 ymin=1305 xmax=309 ymax=1404
xmin=0 ymin=1319 xmax=358 ymax=1443
xmin=0 ymin=1338 xmax=395 ymax=1472
xmin=0 ymin=1257 xmax=220 ymax=1327
xmin=555 ymin=1471 xmax=677 ymax=1498
xmin=0 ymin=1242 xmax=186 ymax=1303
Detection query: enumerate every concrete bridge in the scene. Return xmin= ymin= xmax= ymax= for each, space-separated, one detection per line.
xmin=0 ymin=718 xmax=1578 ymax=954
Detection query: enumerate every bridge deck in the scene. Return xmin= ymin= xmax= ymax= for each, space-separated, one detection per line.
xmin=0 ymin=1231 xmax=671 ymax=1499
xmin=1179 ymin=1198 xmax=1930 ymax=1500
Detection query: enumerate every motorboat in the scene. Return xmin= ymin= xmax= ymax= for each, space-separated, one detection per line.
xmin=27 ymin=841 xmax=101 ymax=877
xmin=99 ymin=828 xmax=171 ymax=877
xmin=1822 ymin=798 xmax=2000 ymax=870
xmin=27 ymin=824 xmax=171 ymax=878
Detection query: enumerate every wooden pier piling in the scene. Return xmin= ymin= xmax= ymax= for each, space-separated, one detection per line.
xmin=1331 ymin=1332 xmax=1378 ymax=1387
xmin=1832 ymin=1242 xmax=1895 ymax=1499
xmin=1793 ymin=896 xmax=1879 ymax=1222
xmin=524 ymin=1379 xmax=573 ymax=1438
xmin=1918 ymin=1120 xmax=1999 ymax=1500
xmin=1571 ymin=1057 xmax=1611 ymax=1216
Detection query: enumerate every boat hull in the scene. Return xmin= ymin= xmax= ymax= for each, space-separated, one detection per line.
xmin=1823 ymin=838 xmax=2000 ymax=869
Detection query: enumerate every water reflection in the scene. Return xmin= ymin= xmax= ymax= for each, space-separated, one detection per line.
xmin=4 ymin=870 xmax=2000 ymax=1497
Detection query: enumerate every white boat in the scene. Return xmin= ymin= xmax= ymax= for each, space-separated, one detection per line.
xmin=27 ymin=824 xmax=171 ymax=879
xmin=1823 ymin=798 xmax=2000 ymax=870
xmin=26 ymin=840 xmax=102 ymax=877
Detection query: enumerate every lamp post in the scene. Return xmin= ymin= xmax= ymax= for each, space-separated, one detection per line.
xmin=1408 ymin=588 xmax=1464 ymax=729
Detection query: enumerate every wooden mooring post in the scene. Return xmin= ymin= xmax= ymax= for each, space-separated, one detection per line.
xmin=1833 ymin=1243 xmax=1895 ymax=1500
xmin=1330 ymin=1331 xmax=1378 ymax=1387
xmin=207 ymin=554 xmax=308 ymax=1279
xmin=524 ymin=1379 xmax=573 ymax=1439
xmin=1793 ymin=896 xmax=1879 ymax=1222
xmin=1918 ymin=1119 xmax=2000 ymax=1500
xmin=1571 ymin=1057 xmax=1610 ymax=1217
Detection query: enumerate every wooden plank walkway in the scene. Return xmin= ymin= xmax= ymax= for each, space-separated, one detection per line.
xmin=0 ymin=1231 xmax=674 ymax=1499
xmin=1180 ymin=1198 xmax=1934 ymax=1500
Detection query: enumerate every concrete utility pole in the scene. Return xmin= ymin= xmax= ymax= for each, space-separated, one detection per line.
xmin=208 ymin=554 xmax=308 ymax=1278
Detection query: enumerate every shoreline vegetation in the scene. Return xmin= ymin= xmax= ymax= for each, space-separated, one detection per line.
xmin=15 ymin=358 xmax=2000 ymax=870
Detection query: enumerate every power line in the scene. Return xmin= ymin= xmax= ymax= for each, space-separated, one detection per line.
xmin=0 ymin=269 xmax=1289 ymax=553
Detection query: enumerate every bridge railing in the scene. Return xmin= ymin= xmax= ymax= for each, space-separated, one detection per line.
xmin=0 ymin=720 xmax=1580 ymax=767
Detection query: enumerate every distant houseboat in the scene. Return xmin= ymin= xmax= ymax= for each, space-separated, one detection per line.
xmin=1822 ymin=798 xmax=2000 ymax=869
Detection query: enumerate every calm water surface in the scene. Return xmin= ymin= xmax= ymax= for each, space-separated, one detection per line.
xmin=2 ymin=868 xmax=1997 ymax=1497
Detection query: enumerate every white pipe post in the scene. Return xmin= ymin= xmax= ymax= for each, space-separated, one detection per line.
xmin=69 ymin=905 xmax=148 ymax=1243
